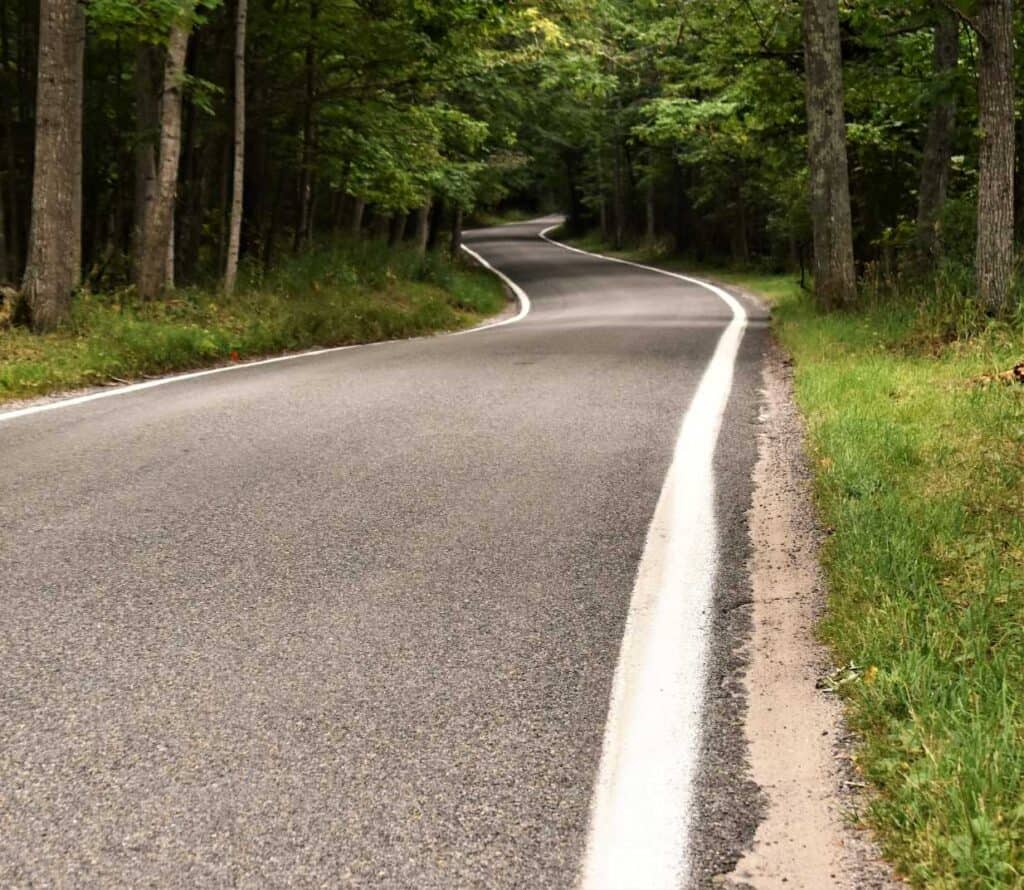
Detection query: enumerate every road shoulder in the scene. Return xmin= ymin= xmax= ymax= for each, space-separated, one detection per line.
xmin=726 ymin=341 xmax=899 ymax=890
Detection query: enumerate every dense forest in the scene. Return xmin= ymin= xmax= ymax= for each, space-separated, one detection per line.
xmin=1 ymin=0 xmax=1022 ymax=331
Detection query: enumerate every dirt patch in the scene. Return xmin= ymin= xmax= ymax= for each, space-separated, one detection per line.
xmin=727 ymin=344 xmax=899 ymax=890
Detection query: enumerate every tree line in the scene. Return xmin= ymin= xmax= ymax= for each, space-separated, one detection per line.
xmin=507 ymin=0 xmax=1020 ymax=318
xmin=1 ymin=0 xmax=534 ymax=330
xmin=2 ymin=0 xmax=1021 ymax=331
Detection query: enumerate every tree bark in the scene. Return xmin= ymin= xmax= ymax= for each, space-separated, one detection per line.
xmin=976 ymin=0 xmax=1015 ymax=315
xmin=915 ymin=3 xmax=958 ymax=268
xmin=137 ymin=12 xmax=191 ymax=300
xmin=224 ymin=0 xmax=247 ymax=295
xmin=294 ymin=0 xmax=318 ymax=251
xmin=645 ymin=177 xmax=656 ymax=244
xmin=132 ymin=43 xmax=160 ymax=284
xmin=0 ymin=170 xmax=8 ymax=283
xmin=802 ymin=0 xmax=856 ymax=308
xmin=21 ymin=0 xmax=84 ymax=330
xmin=414 ymin=201 xmax=431 ymax=256
xmin=450 ymin=206 xmax=463 ymax=255
xmin=349 ymin=196 xmax=365 ymax=237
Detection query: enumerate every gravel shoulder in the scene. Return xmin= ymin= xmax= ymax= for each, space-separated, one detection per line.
xmin=726 ymin=341 xmax=900 ymax=890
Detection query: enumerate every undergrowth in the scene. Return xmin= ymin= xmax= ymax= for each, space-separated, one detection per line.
xmin=0 ymin=239 xmax=505 ymax=403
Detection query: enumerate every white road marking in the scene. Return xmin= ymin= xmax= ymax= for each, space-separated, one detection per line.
xmin=455 ymin=243 xmax=532 ymax=332
xmin=0 ymin=243 xmax=530 ymax=425
xmin=539 ymin=228 xmax=748 ymax=889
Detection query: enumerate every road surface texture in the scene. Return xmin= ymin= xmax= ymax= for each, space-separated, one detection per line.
xmin=1 ymin=219 xmax=769 ymax=888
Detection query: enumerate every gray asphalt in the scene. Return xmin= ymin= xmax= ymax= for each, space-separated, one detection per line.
xmin=0 ymin=219 xmax=769 ymax=888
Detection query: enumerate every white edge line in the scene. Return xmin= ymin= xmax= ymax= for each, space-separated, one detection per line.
xmin=537 ymin=226 xmax=750 ymax=889
xmin=538 ymin=224 xmax=747 ymax=321
xmin=0 ymin=245 xmax=531 ymax=425
xmin=453 ymin=243 xmax=531 ymax=334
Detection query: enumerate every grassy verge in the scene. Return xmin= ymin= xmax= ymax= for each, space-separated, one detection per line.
xmin=566 ymin=232 xmax=1024 ymax=887
xmin=0 ymin=239 xmax=506 ymax=404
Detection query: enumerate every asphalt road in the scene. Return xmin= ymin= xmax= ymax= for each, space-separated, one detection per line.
xmin=0 ymin=220 xmax=769 ymax=888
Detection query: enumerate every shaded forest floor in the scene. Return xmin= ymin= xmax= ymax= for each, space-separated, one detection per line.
xmin=0 ymin=240 xmax=506 ymax=404
xmin=567 ymin=233 xmax=1024 ymax=887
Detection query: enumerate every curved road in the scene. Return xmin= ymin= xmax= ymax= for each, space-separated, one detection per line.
xmin=0 ymin=220 xmax=768 ymax=888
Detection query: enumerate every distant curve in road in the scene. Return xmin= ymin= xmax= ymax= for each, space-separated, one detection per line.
xmin=0 ymin=219 xmax=768 ymax=888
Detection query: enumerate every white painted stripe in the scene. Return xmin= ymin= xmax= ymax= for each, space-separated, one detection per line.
xmin=539 ymin=228 xmax=748 ymax=889
xmin=0 ymin=245 xmax=530 ymax=425
xmin=455 ymin=243 xmax=532 ymax=333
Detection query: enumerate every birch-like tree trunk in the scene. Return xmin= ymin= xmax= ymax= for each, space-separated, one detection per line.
xmin=137 ymin=12 xmax=191 ymax=300
xmin=224 ymin=0 xmax=247 ymax=295
xmin=802 ymin=0 xmax=856 ymax=308
xmin=976 ymin=0 xmax=1015 ymax=315
xmin=916 ymin=4 xmax=959 ymax=267
xmin=21 ymin=0 xmax=85 ymax=330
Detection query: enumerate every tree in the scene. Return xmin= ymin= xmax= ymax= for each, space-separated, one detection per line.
xmin=802 ymin=0 xmax=856 ymax=308
xmin=975 ymin=0 xmax=1015 ymax=315
xmin=136 ymin=4 xmax=193 ymax=300
xmin=21 ymin=0 xmax=85 ymax=331
xmin=224 ymin=0 xmax=246 ymax=295
xmin=915 ymin=3 xmax=959 ymax=268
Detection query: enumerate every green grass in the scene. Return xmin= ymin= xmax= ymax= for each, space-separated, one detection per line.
xmin=0 ymin=239 xmax=506 ymax=403
xmin=567 ymin=231 xmax=1024 ymax=887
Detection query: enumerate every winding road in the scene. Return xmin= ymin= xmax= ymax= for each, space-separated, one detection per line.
xmin=0 ymin=219 xmax=769 ymax=888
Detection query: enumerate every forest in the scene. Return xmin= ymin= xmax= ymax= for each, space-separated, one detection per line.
xmin=0 ymin=0 xmax=1022 ymax=887
xmin=0 ymin=1 xmax=1022 ymax=327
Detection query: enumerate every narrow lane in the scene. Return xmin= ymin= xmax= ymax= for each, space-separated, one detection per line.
xmin=0 ymin=220 xmax=765 ymax=888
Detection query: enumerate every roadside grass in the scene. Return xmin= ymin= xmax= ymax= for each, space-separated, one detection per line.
xmin=0 ymin=239 xmax=506 ymax=404
xmin=565 ymin=231 xmax=1024 ymax=887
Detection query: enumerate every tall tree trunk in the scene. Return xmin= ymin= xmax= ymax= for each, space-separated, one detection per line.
xmin=389 ymin=212 xmax=407 ymax=247
xmin=132 ymin=43 xmax=160 ymax=285
xmin=294 ymin=0 xmax=318 ymax=251
xmin=976 ymin=0 xmax=1015 ymax=315
xmin=916 ymin=4 xmax=959 ymax=268
xmin=645 ymin=174 xmax=656 ymax=244
xmin=21 ymin=0 xmax=84 ymax=330
xmin=612 ymin=138 xmax=625 ymax=249
xmin=450 ymin=206 xmax=463 ymax=255
xmin=413 ymin=201 xmax=431 ymax=256
xmin=802 ymin=0 xmax=856 ymax=308
xmin=0 ymin=172 xmax=8 ymax=282
xmin=349 ymin=196 xmax=365 ymax=237
xmin=224 ymin=0 xmax=247 ymax=295
xmin=137 ymin=13 xmax=191 ymax=300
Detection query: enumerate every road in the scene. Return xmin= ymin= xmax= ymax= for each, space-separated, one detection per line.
xmin=0 ymin=219 xmax=769 ymax=888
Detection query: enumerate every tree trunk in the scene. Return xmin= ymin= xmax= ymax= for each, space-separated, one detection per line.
xmin=645 ymin=176 xmax=656 ymax=244
xmin=612 ymin=139 xmax=625 ymax=249
xmin=137 ymin=13 xmax=191 ymax=300
xmin=802 ymin=0 xmax=856 ymax=308
xmin=389 ymin=212 xmax=407 ymax=247
xmin=414 ymin=201 xmax=431 ymax=256
xmin=976 ymin=0 xmax=1015 ymax=315
xmin=915 ymin=3 xmax=958 ymax=268
xmin=224 ymin=0 xmax=247 ymax=295
xmin=132 ymin=43 xmax=160 ymax=284
xmin=450 ymin=206 xmax=463 ymax=255
xmin=349 ymin=196 xmax=365 ymax=237
xmin=294 ymin=0 xmax=318 ymax=251
xmin=0 ymin=173 xmax=8 ymax=283
xmin=21 ymin=0 xmax=84 ymax=330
